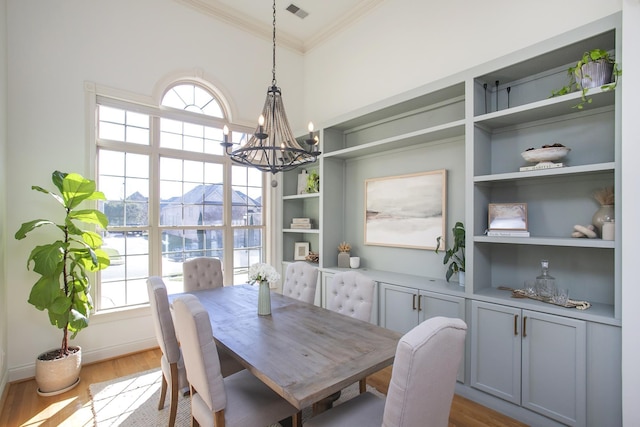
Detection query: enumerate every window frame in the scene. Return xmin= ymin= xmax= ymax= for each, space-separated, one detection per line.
xmin=88 ymin=82 xmax=269 ymax=312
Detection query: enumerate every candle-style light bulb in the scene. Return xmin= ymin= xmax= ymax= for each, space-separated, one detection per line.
xmin=258 ymin=114 xmax=265 ymax=126
xmin=308 ymin=121 xmax=314 ymax=141
xmin=223 ymin=125 xmax=229 ymax=143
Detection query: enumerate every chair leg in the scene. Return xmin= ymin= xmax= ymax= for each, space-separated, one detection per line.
xmin=292 ymin=411 xmax=302 ymax=427
xmin=169 ymin=363 xmax=180 ymax=427
xmin=158 ymin=374 xmax=168 ymax=410
xmin=359 ymin=377 xmax=367 ymax=394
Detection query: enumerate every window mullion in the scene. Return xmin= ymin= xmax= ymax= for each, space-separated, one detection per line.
xmin=148 ymin=116 xmax=162 ymax=275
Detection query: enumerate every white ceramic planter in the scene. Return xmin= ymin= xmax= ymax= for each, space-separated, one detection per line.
xmin=35 ymin=346 xmax=82 ymax=396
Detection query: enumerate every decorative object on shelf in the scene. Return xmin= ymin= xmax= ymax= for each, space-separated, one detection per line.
xmin=219 ymin=0 xmax=320 ymax=178
xmin=305 ymin=251 xmax=319 ymax=263
xmin=520 ymin=144 xmax=570 ymax=170
xmin=535 ymin=259 xmax=556 ymax=299
xmin=248 ymin=263 xmax=281 ymax=316
xmin=498 ymin=286 xmax=591 ymax=310
xmin=14 ymin=171 xmax=111 ymax=395
xmin=349 ymin=257 xmax=361 ymax=269
xmin=602 ymin=220 xmax=615 ymax=241
xmin=550 ymin=48 xmax=621 ymax=109
xmin=435 ymin=221 xmax=465 ymax=284
xmin=571 ymin=224 xmax=597 ymax=238
xmin=305 ymin=170 xmax=319 ymax=193
xmin=592 ymin=186 xmax=614 ymax=237
xmin=337 ymin=241 xmax=351 ymax=268
xmin=297 ymin=169 xmax=308 ymax=194
xmin=488 ymin=203 xmax=528 ymax=231
xmin=290 ymin=217 xmax=313 ymax=229
xmin=294 ymin=241 xmax=310 ymax=260
xmin=365 ymin=170 xmax=446 ymax=249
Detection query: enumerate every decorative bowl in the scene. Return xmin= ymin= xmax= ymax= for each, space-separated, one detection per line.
xmin=521 ymin=146 xmax=571 ymax=165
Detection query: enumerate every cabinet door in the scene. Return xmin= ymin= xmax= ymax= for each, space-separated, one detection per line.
xmin=421 ymin=291 xmax=466 ymax=382
xmin=522 ymin=310 xmax=586 ymax=426
xmin=470 ymin=301 xmax=521 ymax=404
xmin=320 ymin=272 xmax=334 ymax=309
xmin=379 ymin=283 xmax=419 ymax=334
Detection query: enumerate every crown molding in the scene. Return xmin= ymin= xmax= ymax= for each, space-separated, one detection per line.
xmin=174 ymin=0 xmax=386 ymax=54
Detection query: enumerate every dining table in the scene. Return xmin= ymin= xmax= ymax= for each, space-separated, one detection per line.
xmin=169 ymin=283 xmax=401 ymax=424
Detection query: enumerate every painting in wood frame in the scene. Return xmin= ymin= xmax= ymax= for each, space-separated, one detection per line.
xmin=364 ymin=169 xmax=446 ymax=250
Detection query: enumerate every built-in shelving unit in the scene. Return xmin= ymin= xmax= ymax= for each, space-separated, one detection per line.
xmin=277 ymin=12 xmax=622 ymax=426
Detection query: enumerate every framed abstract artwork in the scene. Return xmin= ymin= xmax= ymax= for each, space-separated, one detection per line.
xmin=365 ymin=169 xmax=446 ymax=250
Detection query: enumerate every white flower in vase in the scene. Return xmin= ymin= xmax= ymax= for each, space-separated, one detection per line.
xmin=248 ymin=263 xmax=281 ymax=285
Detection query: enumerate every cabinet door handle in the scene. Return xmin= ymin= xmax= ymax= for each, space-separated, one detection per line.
xmin=514 ymin=314 xmax=519 ymax=336
xmin=418 ymin=295 xmax=422 ymax=312
xmin=412 ymin=294 xmax=417 ymax=310
xmin=523 ymin=316 xmax=527 ymax=338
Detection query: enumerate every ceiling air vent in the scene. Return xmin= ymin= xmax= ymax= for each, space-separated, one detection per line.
xmin=286 ymin=3 xmax=309 ymax=19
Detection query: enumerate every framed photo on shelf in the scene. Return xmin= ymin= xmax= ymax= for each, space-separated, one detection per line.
xmin=488 ymin=203 xmax=528 ymax=230
xmin=364 ymin=169 xmax=446 ymax=250
xmin=294 ymin=241 xmax=310 ymax=260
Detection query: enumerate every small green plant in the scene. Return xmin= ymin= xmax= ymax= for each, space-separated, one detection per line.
xmin=551 ymin=49 xmax=621 ymax=110
xmin=306 ymin=170 xmax=319 ymax=193
xmin=436 ymin=221 xmax=465 ymax=282
xmin=15 ymin=171 xmax=110 ymax=357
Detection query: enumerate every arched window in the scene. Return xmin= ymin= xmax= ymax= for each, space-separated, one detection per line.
xmin=94 ymin=81 xmax=265 ymax=310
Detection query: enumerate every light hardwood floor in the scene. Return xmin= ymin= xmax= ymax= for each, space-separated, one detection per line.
xmin=0 ymin=348 xmax=527 ymax=427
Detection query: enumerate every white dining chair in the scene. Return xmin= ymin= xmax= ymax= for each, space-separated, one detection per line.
xmin=183 ymin=257 xmax=223 ymax=291
xmin=146 ymin=276 xmax=189 ymax=427
xmin=326 ymin=270 xmax=374 ymax=322
xmin=304 ymin=316 xmax=467 ymax=427
xmin=282 ymin=261 xmax=319 ymax=304
xmin=323 ymin=270 xmax=376 ymax=399
xmin=172 ymin=294 xmax=302 ymax=427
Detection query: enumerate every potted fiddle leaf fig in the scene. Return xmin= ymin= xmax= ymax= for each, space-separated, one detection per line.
xmin=14 ymin=171 xmax=110 ymax=395
xmin=551 ymin=48 xmax=621 ymax=109
xmin=436 ymin=221 xmax=465 ymax=285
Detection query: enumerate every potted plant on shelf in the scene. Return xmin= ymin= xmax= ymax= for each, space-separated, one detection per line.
xmin=14 ymin=171 xmax=110 ymax=396
xmin=436 ymin=221 xmax=465 ymax=285
xmin=551 ymin=48 xmax=621 ymax=109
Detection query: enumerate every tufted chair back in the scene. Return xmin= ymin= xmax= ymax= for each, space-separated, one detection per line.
xmin=282 ymin=262 xmax=319 ymax=304
xmin=183 ymin=257 xmax=223 ymax=291
xmin=326 ymin=271 xmax=375 ymax=322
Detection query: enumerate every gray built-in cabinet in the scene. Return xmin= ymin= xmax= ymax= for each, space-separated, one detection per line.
xmin=277 ymin=13 xmax=621 ymax=427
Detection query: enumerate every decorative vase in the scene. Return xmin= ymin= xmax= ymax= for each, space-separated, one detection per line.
xmin=576 ymin=60 xmax=614 ymax=89
xmin=337 ymin=252 xmax=350 ymax=268
xmin=35 ymin=346 xmax=82 ymax=396
xmin=592 ymin=204 xmax=614 ymax=237
xmin=258 ymin=280 xmax=272 ymax=316
xmin=458 ymin=271 xmax=465 ymax=287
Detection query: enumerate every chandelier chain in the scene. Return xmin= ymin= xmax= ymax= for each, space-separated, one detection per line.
xmin=272 ymin=0 xmax=277 ymax=86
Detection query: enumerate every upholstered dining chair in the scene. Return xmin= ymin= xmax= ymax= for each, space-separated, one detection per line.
xmin=324 ymin=270 xmax=375 ymax=398
xmin=282 ymin=261 xmax=319 ymax=304
xmin=326 ymin=270 xmax=375 ymax=323
xmin=172 ymin=294 xmax=302 ymax=427
xmin=304 ymin=316 xmax=467 ymax=427
xmin=183 ymin=257 xmax=223 ymax=291
xmin=146 ymin=276 xmax=189 ymax=427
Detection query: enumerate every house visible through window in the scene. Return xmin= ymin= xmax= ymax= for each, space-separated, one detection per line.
xmin=96 ymin=82 xmax=265 ymax=310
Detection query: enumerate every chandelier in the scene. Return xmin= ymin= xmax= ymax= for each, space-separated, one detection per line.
xmin=221 ymin=0 xmax=320 ymax=175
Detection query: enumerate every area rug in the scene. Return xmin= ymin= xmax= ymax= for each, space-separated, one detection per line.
xmin=89 ymin=368 xmax=384 ymax=426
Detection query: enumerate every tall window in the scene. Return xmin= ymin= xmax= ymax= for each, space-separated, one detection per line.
xmin=96 ymin=83 xmax=265 ymax=310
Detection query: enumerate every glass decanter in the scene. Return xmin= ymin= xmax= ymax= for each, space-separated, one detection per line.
xmin=535 ymin=259 xmax=556 ymax=299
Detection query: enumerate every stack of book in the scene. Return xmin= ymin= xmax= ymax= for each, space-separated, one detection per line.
xmin=487 ymin=229 xmax=530 ymax=237
xmin=290 ymin=218 xmax=313 ymax=229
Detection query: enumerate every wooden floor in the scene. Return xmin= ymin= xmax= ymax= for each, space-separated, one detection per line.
xmin=0 ymin=348 xmax=527 ymax=427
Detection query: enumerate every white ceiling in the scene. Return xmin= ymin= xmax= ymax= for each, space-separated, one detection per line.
xmin=174 ymin=0 xmax=386 ymax=53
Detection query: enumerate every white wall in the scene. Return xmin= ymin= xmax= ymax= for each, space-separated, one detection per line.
xmin=4 ymin=0 xmax=304 ymax=381
xmin=1 ymin=0 xmax=9 ymax=394
xmin=621 ymin=1 xmax=640 ymax=423
xmin=304 ymin=0 xmax=622 ymax=125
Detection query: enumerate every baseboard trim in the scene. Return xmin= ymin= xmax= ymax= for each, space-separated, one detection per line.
xmin=7 ymin=338 xmax=157 ymax=383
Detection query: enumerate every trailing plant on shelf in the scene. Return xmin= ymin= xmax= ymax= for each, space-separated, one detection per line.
xmin=550 ymin=48 xmax=621 ymax=110
xmin=436 ymin=221 xmax=465 ymax=282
